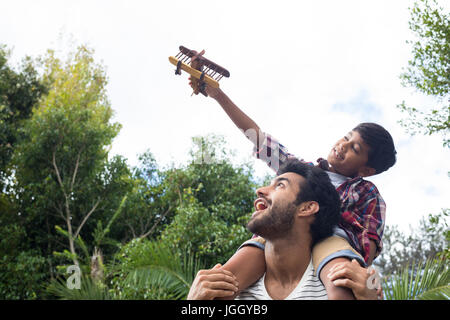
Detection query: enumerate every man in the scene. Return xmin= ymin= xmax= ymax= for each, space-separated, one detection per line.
xmin=188 ymin=159 xmax=380 ymax=300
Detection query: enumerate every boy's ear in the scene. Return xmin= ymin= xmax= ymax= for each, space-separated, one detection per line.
xmin=297 ymin=201 xmax=319 ymax=217
xmin=358 ymin=166 xmax=376 ymax=177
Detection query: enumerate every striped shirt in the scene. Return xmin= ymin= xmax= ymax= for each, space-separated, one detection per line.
xmin=252 ymin=132 xmax=386 ymax=262
xmin=236 ymin=259 xmax=328 ymax=300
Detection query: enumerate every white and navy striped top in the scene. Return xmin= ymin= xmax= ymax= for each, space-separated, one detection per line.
xmin=235 ymin=259 xmax=328 ymax=300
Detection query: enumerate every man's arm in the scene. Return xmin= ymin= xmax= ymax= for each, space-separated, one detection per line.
xmin=320 ymin=258 xmax=356 ymax=300
xmin=187 ymin=263 xmax=239 ymax=300
xmin=216 ymin=245 xmax=266 ymax=300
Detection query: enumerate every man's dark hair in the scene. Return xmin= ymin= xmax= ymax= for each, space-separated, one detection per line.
xmin=353 ymin=122 xmax=397 ymax=175
xmin=277 ymin=159 xmax=341 ymax=247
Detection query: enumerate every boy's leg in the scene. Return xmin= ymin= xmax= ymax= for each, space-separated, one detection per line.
xmin=216 ymin=239 xmax=266 ymax=300
xmin=312 ymin=236 xmax=365 ymax=300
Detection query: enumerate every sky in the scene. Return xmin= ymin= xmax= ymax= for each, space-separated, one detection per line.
xmin=1 ymin=0 xmax=449 ymax=233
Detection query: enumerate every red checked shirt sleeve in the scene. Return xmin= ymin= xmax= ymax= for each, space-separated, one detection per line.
xmin=252 ymin=132 xmax=307 ymax=172
xmin=338 ymin=179 xmax=386 ymax=263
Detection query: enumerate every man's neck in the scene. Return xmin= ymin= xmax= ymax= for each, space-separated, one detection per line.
xmin=263 ymin=231 xmax=312 ymax=299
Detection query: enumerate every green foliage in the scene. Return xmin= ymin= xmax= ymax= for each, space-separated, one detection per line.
xmin=115 ymin=151 xmax=180 ymax=241
xmin=375 ymin=208 xmax=449 ymax=276
xmin=377 ymin=209 xmax=449 ymax=300
xmin=427 ymin=208 xmax=450 ymax=259
xmin=159 ymin=134 xmax=255 ymax=266
xmin=0 ymin=202 xmax=48 ymax=299
xmin=10 ymin=45 xmax=131 ymax=270
xmin=47 ymin=275 xmax=113 ymax=300
xmin=401 ymin=0 xmax=450 ymax=97
xmin=398 ymin=0 xmax=450 ymax=147
xmin=109 ymin=239 xmax=204 ymax=299
xmin=0 ymin=44 xmax=48 ymax=188
xmin=383 ymin=257 xmax=449 ymax=300
xmin=161 ymin=190 xmax=251 ymax=267
xmin=0 ymin=250 xmax=48 ymax=299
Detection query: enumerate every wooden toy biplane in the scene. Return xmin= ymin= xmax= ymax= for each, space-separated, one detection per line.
xmin=169 ymin=46 xmax=230 ymax=96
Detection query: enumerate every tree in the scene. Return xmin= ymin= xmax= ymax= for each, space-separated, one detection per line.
xmin=11 ymin=45 xmax=130 ymax=272
xmin=0 ymin=45 xmax=48 ymax=188
xmin=375 ymin=210 xmax=449 ymax=300
xmin=114 ymin=151 xmax=182 ymax=242
xmin=375 ymin=209 xmax=449 ymax=276
xmin=0 ymin=45 xmax=49 ymax=299
xmin=391 ymin=0 xmax=450 ymax=300
xmin=397 ymin=0 xmax=450 ymax=147
xmin=160 ymin=134 xmax=256 ymax=267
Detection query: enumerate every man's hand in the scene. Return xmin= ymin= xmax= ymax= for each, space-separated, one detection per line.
xmin=327 ymin=259 xmax=383 ymax=300
xmin=187 ymin=264 xmax=239 ymax=300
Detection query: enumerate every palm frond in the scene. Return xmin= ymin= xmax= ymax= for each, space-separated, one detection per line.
xmin=47 ymin=276 xmax=113 ymax=300
xmin=383 ymin=257 xmax=450 ymax=300
xmin=417 ymin=285 xmax=450 ymax=300
xmin=118 ymin=240 xmax=204 ymax=299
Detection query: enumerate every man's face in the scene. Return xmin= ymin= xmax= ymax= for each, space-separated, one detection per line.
xmin=327 ymin=130 xmax=372 ymax=177
xmin=247 ymin=172 xmax=304 ymax=239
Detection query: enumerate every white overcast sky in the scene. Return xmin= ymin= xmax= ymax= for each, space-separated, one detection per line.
xmin=1 ymin=0 xmax=449 ymax=233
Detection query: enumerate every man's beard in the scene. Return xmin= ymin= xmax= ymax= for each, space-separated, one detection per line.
xmin=247 ymin=200 xmax=297 ymax=240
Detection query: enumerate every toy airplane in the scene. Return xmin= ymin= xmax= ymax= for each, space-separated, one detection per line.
xmin=169 ymin=45 xmax=230 ymax=96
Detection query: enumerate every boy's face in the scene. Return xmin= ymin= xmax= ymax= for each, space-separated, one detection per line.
xmin=327 ymin=130 xmax=375 ymax=178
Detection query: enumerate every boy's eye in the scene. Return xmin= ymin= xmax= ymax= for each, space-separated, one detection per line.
xmin=352 ymin=143 xmax=361 ymax=154
xmin=276 ymin=182 xmax=284 ymax=188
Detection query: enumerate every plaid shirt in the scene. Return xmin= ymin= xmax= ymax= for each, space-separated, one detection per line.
xmin=253 ymin=133 xmax=385 ymax=263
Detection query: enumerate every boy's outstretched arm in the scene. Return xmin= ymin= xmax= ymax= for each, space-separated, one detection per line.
xmin=202 ymin=84 xmax=263 ymax=150
xmin=215 ymin=245 xmax=266 ymax=300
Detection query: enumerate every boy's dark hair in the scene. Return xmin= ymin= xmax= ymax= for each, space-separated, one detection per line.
xmin=353 ymin=122 xmax=397 ymax=175
xmin=277 ymin=159 xmax=341 ymax=247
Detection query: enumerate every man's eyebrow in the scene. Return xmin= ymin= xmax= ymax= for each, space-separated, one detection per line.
xmin=272 ymin=177 xmax=290 ymax=185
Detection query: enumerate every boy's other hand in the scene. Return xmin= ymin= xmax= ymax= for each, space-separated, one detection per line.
xmin=327 ymin=259 xmax=382 ymax=300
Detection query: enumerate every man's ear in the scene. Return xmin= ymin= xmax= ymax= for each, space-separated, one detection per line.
xmin=358 ymin=166 xmax=376 ymax=177
xmin=298 ymin=201 xmax=319 ymax=217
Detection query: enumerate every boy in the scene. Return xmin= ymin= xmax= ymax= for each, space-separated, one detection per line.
xmin=189 ymin=81 xmax=396 ymax=299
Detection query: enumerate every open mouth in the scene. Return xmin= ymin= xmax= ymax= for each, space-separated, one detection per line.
xmin=253 ymin=198 xmax=269 ymax=217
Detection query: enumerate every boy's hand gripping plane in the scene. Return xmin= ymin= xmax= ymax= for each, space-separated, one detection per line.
xmin=169 ymin=45 xmax=230 ymax=96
